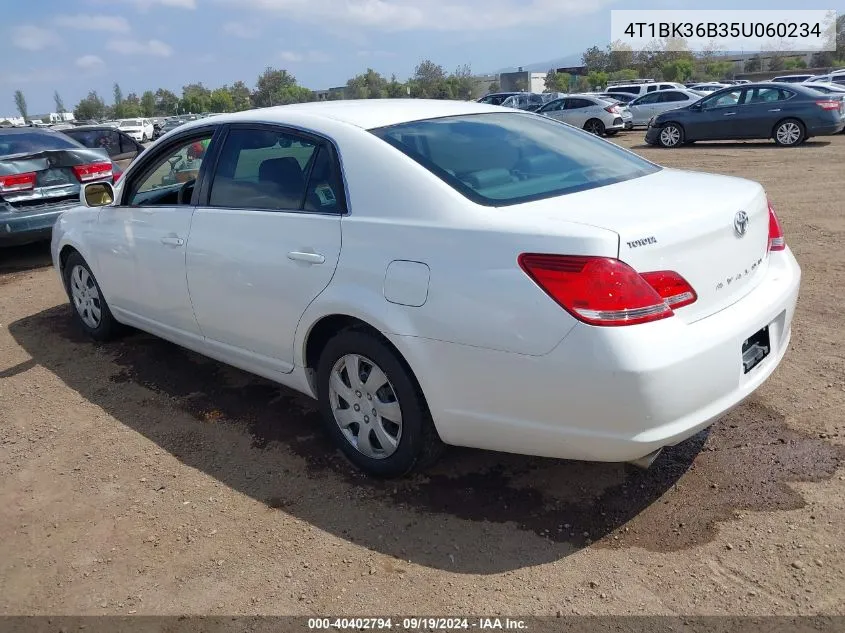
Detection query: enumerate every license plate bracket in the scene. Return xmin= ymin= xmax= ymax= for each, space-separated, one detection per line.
xmin=742 ymin=325 xmax=771 ymax=374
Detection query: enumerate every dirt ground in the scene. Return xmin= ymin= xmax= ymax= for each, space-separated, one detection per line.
xmin=1 ymin=133 xmax=844 ymax=617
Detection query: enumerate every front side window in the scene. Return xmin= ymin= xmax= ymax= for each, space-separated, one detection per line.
xmin=371 ymin=112 xmax=659 ymax=207
xmin=207 ymin=128 xmax=345 ymax=213
xmin=706 ymin=90 xmax=743 ymax=108
xmin=130 ymin=134 xmax=213 ymax=204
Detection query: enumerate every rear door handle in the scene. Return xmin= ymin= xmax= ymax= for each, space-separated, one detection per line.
xmin=287 ymin=251 xmax=325 ymax=264
xmin=769 ymin=108 xmax=782 ymax=112
xmin=723 ymin=112 xmax=736 ymax=116
xmin=160 ymin=236 xmax=184 ymax=246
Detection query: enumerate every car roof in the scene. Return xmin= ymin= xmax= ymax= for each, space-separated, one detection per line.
xmin=64 ymin=125 xmax=119 ymax=132
xmin=174 ymin=99 xmax=506 ymax=132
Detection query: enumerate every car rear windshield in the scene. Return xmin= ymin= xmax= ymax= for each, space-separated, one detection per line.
xmin=370 ymin=113 xmax=659 ymax=206
xmin=0 ymin=131 xmax=79 ymax=158
xmin=120 ymin=120 xmax=141 ymax=127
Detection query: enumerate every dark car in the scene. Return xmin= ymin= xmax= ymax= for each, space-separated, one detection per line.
xmin=476 ymin=92 xmax=523 ymax=106
xmin=158 ymin=118 xmax=187 ymax=137
xmin=61 ymin=125 xmax=146 ymax=173
xmin=0 ymin=128 xmax=114 ymax=247
xmin=645 ymin=83 xmax=845 ymax=148
xmin=594 ymin=92 xmax=637 ymax=104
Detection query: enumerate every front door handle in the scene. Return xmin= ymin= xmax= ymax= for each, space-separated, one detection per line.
xmin=723 ymin=112 xmax=736 ymax=116
xmin=287 ymin=251 xmax=325 ymax=264
xmin=768 ymin=108 xmax=782 ymax=112
xmin=160 ymin=236 xmax=184 ymax=246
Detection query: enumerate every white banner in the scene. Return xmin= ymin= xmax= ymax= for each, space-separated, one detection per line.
xmin=610 ymin=10 xmax=837 ymax=52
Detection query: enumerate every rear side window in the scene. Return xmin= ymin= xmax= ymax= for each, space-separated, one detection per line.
xmin=371 ymin=112 xmax=660 ymax=207
xmin=208 ymin=128 xmax=345 ymax=213
xmin=0 ymin=131 xmax=78 ymax=157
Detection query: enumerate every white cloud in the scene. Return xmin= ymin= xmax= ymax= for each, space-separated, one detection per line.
xmin=357 ymin=50 xmax=396 ymax=58
xmin=223 ymin=22 xmax=259 ymax=38
xmin=54 ymin=15 xmax=131 ymax=32
xmin=11 ymin=25 xmax=60 ymax=51
xmin=279 ymin=50 xmax=331 ymax=63
xmin=229 ymin=0 xmax=613 ymax=31
xmin=76 ymin=54 xmax=106 ymax=70
xmin=107 ymin=38 xmax=173 ymax=57
xmin=131 ymin=0 xmax=196 ymax=9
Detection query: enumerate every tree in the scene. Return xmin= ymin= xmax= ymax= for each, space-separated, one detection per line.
xmin=767 ymin=53 xmax=785 ymax=72
xmin=585 ymin=71 xmax=609 ymax=90
xmin=662 ymin=58 xmax=694 ymax=82
xmin=581 ymin=45 xmax=610 ymax=72
xmin=252 ymin=67 xmax=313 ymax=106
xmin=543 ymin=70 xmax=570 ymax=93
xmin=783 ymin=57 xmax=807 ymax=70
xmin=209 ymin=87 xmax=235 ymax=112
xmin=228 ymin=81 xmax=252 ymax=111
xmin=154 ymin=88 xmax=180 ymax=115
xmin=445 ymin=64 xmax=474 ymax=100
xmin=386 ymin=75 xmax=407 ymax=98
xmin=487 ymin=80 xmax=501 ymax=93
xmin=140 ymin=91 xmax=156 ymax=117
xmin=346 ymin=68 xmax=388 ymax=99
xmin=180 ymin=83 xmax=212 ymax=113
xmin=14 ymin=90 xmax=27 ymax=119
xmin=112 ymin=83 xmax=125 ymax=118
xmin=744 ymin=55 xmax=763 ymax=73
xmin=409 ymin=59 xmax=447 ymax=98
xmin=703 ymin=61 xmax=734 ymax=81
xmin=54 ymin=91 xmax=65 ymax=113
xmin=73 ymin=91 xmax=107 ymax=121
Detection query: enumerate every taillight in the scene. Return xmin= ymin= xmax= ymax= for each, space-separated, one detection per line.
xmin=768 ymin=202 xmax=785 ymax=252
xmin=73 ymin=162 xmax=113 ymax=183
xmin=0 ymin=172 xmax=37 ymax=193
xmin=113 ymin=170 xmax=123 ymax=182
xmin=815 ymin=99 xmax=840 ymax=110
xmin=518 ymin=254 xmax=696 ymax=327
xmin=604 ymin=105 xmax=620 ymax=114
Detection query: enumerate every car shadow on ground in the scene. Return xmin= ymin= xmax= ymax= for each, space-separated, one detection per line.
xmin=628 ymin=140 xmax=834 ymax=150
xmin=9 ymin=306 xmax=845 ymax=574
xmin=0 ymin=241 xmax=52 ymax=277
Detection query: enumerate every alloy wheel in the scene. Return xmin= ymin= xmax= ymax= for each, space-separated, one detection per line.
xmin=776 ymin=122 xmax=801 ymax=145
xmin=660 ymin=125 xmax=681 ymax=147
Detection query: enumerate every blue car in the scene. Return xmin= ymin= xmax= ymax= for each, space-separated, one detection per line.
xmin=645 ymin=82 xmax=845 ymax=148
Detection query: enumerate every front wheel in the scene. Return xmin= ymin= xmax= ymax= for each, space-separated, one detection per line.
xmin=658 ymin=123 xmax=684 ymax=148
xmin=773 ymin=119 xmax=805 ymax=146
xmin=317 ymin=329 xmax=443 ymax=477
xmin=62 ymin=252 xmax=121 ymax=341
xmin=583 ymin=119 xmax=606 ymax=136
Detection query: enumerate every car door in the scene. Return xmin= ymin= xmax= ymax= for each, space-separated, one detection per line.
xmin=653 ymin=91 xmax=694 ymax=118
xmin=560 ymin=98 xmax=592 ymax=127
xmin=629 ymin=92 xmax=661 ymax=125
xmin=537 ymin=98 xmax=566 ymax=121
xmin=689 ymin=88 xmax=744 ymax=140
xmin=112 ymin=130 xmax=144 ymax=170
xmin=185 ymin=124 xmax=344 ymax=375
xmin=92 ymin=127 xmax=219 ymax=341
xmin=734 ymin=87 xmax=794 ymax=138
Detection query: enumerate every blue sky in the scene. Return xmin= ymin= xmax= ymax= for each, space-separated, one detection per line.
xmin=2 ymin=0 xmax=840 ymax=114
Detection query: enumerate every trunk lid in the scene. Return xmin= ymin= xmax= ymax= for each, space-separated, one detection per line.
xmin=509 ymin=168 xmax=771 ymax=323
xmin=1 ymin=148 xmax=110 ymax=210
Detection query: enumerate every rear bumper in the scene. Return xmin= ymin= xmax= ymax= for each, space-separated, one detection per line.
xmin=391 ymin=248 xmax=801 ymax=463
xmin=806 ymin=119 xmax=845 ymax=137
xmin=0 ymin=205 xmax=74 ymax=247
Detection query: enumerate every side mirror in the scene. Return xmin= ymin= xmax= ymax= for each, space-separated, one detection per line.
xmin=81 ymin=181 xmax=115 ymax=208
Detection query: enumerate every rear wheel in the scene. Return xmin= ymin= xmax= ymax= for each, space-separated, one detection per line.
xmin=658 ymin=123 xmax=684 ymax=148
xmin=62 ymin=252 xmax=121 ymax=341
xmin=317 ymin=329 xmax=443 ymax=477
xmin=583 ymin=119 xmax=606 ymax=136
xmin=773 ymin=119 xmax=805 ymax=146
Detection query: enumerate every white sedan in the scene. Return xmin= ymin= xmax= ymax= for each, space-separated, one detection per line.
xmin=51 ymin=100 xmax=801 ymax=477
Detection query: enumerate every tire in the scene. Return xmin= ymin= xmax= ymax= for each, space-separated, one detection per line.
xmin=62 ymin=252 xmax=121 ymax=342
xmin=657 ymin=123 xmax=684 ymax=148
xmin=584 ymin=119 xmax=606 ymax=136
xmin=142 ymin=134 xmax=148 ymax=142
xmin=316 ymin=329 xmax=443 ymax=477
xmin=773 ymin=119 xmax=805 ymax=146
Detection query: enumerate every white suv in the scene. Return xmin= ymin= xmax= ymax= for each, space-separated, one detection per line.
xmin=604 ymin=82 xmax=686 ymax=97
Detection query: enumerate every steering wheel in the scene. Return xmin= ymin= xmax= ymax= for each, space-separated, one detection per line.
xmin=177 ymin=179 xmax=196 ymax=205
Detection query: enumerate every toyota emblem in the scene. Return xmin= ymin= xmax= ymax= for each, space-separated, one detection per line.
xmin=734 ymin=211 xmax=749 ymax=237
